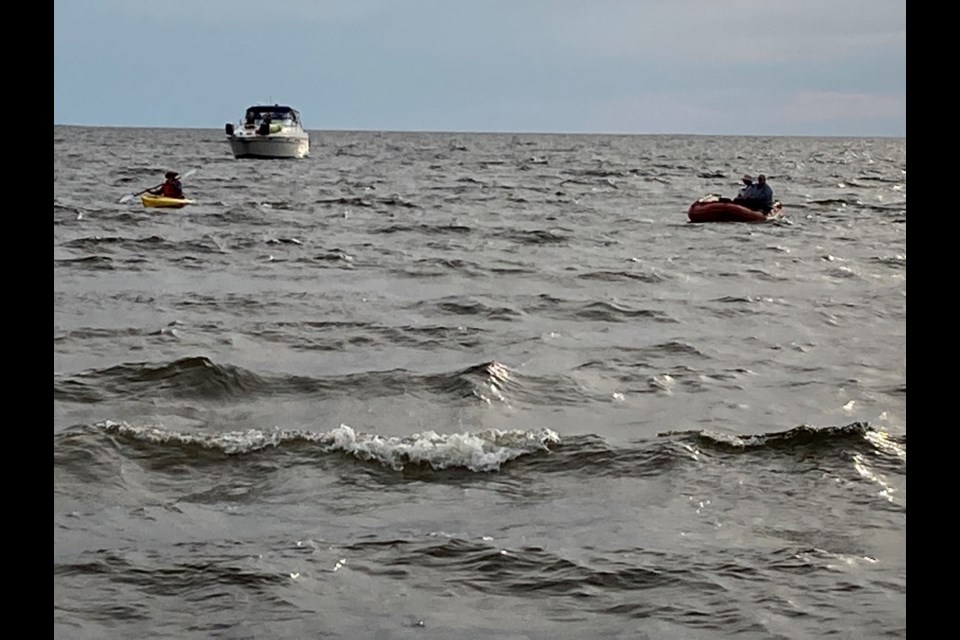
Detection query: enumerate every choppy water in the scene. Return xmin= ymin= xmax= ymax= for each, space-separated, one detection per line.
xmin=54 ymin=126 xmax=906 ymax=639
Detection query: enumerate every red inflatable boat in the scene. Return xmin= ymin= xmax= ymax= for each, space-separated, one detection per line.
xmin=687 ymin=195 xmax=783 ymax=223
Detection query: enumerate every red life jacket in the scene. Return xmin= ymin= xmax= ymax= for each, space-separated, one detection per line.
xmin=160 ymin=180 xmax=183 ymax=198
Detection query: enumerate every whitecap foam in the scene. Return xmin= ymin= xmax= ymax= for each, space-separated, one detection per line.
xmin=323 ymin=424 xmax=561 ymax=472
xmin=95 ymin=420 xmax=561 ymax=472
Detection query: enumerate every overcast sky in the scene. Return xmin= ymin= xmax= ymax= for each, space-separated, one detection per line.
xmin=53 ymin=0 xmax=906 ymax=137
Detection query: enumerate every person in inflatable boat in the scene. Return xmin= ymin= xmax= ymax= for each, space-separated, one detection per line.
xmin=734 ymin=174 xmax=774 ymax=212
xmin=718 ymin=174 xmax=754 ymax=203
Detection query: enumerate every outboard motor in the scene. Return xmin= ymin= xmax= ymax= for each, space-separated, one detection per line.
xmin=225 ymin=123 xmax=234 ymax=136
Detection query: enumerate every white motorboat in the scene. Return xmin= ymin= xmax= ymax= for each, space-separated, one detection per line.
xmin=224 ymin=104 xmax=310 ymax=159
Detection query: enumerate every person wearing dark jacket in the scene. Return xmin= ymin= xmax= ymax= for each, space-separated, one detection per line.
xmin=734 ymin=174 xmax=774 ymax=212
xmin=150 ymin=171 xmax=184 ymax=199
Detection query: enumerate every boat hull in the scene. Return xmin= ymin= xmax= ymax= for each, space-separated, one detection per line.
xmin=141 ymin=194 xmax=193 ymax=209
xmin=227 ymin=134 xmax=310 ymax=159
xmin=688 ymin=196 xmax=782 ymax=223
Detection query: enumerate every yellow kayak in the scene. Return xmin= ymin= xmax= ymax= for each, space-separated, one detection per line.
xmin=141 ymin=194 xmax=193 ymax=209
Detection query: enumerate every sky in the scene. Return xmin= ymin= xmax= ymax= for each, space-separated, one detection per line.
xmin=53 ymin=0 xmax=906 ymax=137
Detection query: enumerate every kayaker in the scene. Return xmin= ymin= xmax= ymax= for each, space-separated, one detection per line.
xmin=149 ymin=171 xmax=184 ymax=199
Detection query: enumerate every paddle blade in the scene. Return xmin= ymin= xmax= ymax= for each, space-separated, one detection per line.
xmin=119 ymin=193 xmax=137 ymax=204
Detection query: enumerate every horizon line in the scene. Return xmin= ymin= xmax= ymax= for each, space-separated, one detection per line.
xmin=53 ymin=123 xmax=906 ymax=140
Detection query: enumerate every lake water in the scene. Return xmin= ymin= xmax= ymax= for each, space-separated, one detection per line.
xmin=54 ymin=126 xmax=906 ymax=639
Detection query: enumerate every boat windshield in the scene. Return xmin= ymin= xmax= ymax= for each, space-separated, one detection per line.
xmin=241 ymin=108 xmax=300 ymax=126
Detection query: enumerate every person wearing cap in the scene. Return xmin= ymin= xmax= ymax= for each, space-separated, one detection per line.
xmin=719 ymin=174 xmax=754 ymax=203
xmin=149 ymin=171 xmax=185 ymax=199
xmin=734 ymin=174 xmax=774 ymax=212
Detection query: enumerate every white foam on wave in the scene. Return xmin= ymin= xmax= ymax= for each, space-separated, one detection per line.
xmin=99 ymin=420 xmax=286 ymax=454
xmin=326 ymin=424 xmax=561 ymax=471
xmin=96 ymin=420 xmax=561 ymax=472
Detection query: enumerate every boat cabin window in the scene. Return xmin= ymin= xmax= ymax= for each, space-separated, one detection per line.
xmin=242 ymin=108 xmax=299 ymax=126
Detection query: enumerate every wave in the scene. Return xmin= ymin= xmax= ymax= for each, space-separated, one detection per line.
xmin=398 ymin=257 xmax=487 ymax=278
xmin=372 ymin=223 xmax=472 ymax=236
xmin=58 ymin=235 xmax=234 ymax=266
xmin=53 ymin=356 xmax=593 ymax=407
xmin=492 ymin=228 xmax=572 ymax=245
xmin=54 ymin=419 xmax=902 ymax=478
xmin=578 ymin=270 xmax=666 ymax=284
xmin=62 ymin=235 xmax=175 ymax=251
xmin=54 ymin=255 xmax=115 ymax=270
xmin=573 ymin=301 xmax=671 ymax=322
xmin=658 ymin=422 xmax=903 ymax=455
xmin=55 ymin=421 xmax=561 ymax=473
xmin=513 ymin=422 xmax=905 ymax=476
